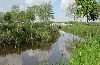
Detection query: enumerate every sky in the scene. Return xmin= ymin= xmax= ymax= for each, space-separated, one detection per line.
xmin=0 ymin=0 xmax=99 ymax=22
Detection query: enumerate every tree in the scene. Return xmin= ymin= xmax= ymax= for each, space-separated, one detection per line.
xmin=75 ymin=0 xmax=100 ymax=23
xmin=37 ymin=2 xmax=54 ymax=22
xmin=10 ymin=11 xmax=17 ymax=22
xmin=11 ymin=5 xmax=20 ymax=22
xmin=12 ymin=4 xmax=19 ymax=13
xmin=0 ymin=12 xmax=4 ymax=23
xmin=44 ymin=2 xmax=54 ymax=22
xmin=97 ymin=1 xmax=100 ymax=21
xmin=26 ymin=7 xmax=36 ymax=23
xmin=18 ymin=11 xmax=26 ymax=23
xmin=66 ymin=3 xmax=77 ymax=21
xmin=3 ymin=12 xmax=12 ymax=23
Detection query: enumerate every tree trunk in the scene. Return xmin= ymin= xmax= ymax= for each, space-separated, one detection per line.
xmin=74 ymin=15 xmax=75 ymax=21
xmin=87 ymin=15 xmax=89 ymax=25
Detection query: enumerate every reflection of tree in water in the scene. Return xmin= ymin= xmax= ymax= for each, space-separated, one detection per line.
xmin=0 ymin=42 xmax=52 ymax=56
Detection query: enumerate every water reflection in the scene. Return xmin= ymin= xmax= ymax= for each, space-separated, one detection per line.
xmin=0 ymin=54 xmax=22 ymax=65
xmin=0 ymin=31 xmax=80 ymax=65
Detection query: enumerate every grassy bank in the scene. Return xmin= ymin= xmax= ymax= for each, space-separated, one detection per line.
xmin=62 ymin=25 xmax=100 ymax=39
xmin=62 ymin=25 xmax=100 ymax=65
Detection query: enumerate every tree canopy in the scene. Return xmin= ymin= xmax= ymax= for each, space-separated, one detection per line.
xmin=2 ymin=2 xmax=54 ymax=24
xmin=37 ymin=2 xmax=54 ymax=22
xmin=3 ymin=12 xmax=12 ymax=23
xmin=75 ymin=0 xmax=100 ymax=22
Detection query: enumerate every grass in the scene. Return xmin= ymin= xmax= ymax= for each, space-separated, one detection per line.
xmin=68 ymin=37 xmax=100 ymax=65
xmin=62 ymin=25 xmax=100 ymax=39
xmin=62 ymin=25 xmax=100 ymax=65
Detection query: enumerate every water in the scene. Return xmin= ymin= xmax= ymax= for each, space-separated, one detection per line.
xmin=0 ymin=31 xmax=80 ymax=65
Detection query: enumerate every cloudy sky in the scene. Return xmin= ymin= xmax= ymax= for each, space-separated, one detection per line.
xmin=0 ymin=0 xmax=99 ymax=22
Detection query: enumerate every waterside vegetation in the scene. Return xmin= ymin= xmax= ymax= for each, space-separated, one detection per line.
xmin=62 ymin=24 xmax=100 ymax=65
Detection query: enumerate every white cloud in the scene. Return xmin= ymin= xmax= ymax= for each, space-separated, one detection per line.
xmin=25 ymin=0 xmax=33 ymax=5
xmin=25 ymin=0 xmax=56 ymax=5
xmin=61 ymin=0 xmax=69 ymax=10
xmin=61 ymin=0 xmax=75 ymax=10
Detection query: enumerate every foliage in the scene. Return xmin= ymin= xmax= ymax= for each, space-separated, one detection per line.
xmin=18 ymin=11 xmax=27 ymax=23
xmin=37 ymin=2 xmax=54 ymax=22
xmin=75 ymin=0 xmax=100 ymax=22
xmin=3 ymin=12 xmax=12 ymax=23
xmin=97 ymin=1 xmax=100 ymax=20
xmin=67 ymin=21 xmax=78 ymax=24
xmin=11 ymin=5 xmax=19 ymax=22
xmin=26 ymin=7 xmax=36 ymax=22
xmin=3 ymin=3 xmax=54 ymax=23
xmin=0 ymin=12 xmax=4 ymax=23
xmin=12 ymin=4 xmax=19 ymax=13
xmin=0 ymin=23 xmax=59 ymax=49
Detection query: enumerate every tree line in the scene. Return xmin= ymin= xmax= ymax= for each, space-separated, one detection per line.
xmin=0 ymin=2 xmax=54 ymax=24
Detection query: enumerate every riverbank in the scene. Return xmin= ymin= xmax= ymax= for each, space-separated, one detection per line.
xmin=62 ymin=25 xmax=100 ymax=65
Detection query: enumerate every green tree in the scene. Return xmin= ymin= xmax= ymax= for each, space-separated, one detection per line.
xmin=97 ymin=1 xmax=100 ymax=21
xmin=0 ymin=12 xmax=4 ymax=23
xmin=10 ymin=11 xmax=17 ymax=22
xmin=18 ymin=11 xmax=26 ymax=23
xmin=12 ymin=4 xmax=19 ymax=13
xmin=26 ymin=7 xmax=36 ymax=23
xmin=75 ymin=0 xmax=100 ymax=23
xmin=3 ymin=12 xmax=12 ymax=23
xmin=45 ymin=2 xmax=54 ymax=22
xmin=66 ymin=3 xmax=77 ymax=21
xmin=37 ymin=2 xmax=54 ymax=22
xmin=11 ymin=5 xmax=20 ymax=22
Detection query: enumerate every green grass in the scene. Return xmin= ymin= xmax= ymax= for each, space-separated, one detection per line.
xmin=62 ymin=25 xmax=100 ymax=65
xmin=68 ymin=37 xmax=100 ymax=65
xmin=62 ymin=25 xmax=100 ymax=39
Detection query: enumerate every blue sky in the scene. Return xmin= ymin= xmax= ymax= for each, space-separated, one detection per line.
xmin=0 ymin=0 xmax=99 ymax=22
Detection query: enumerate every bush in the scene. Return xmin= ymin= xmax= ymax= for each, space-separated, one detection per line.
xmin=0 ymin=23 xmax=59 ymax=49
